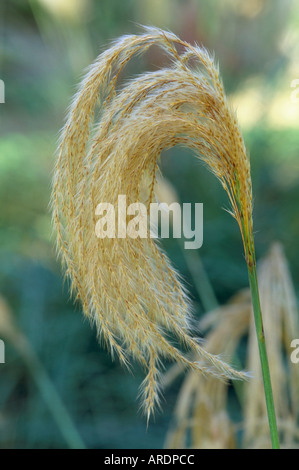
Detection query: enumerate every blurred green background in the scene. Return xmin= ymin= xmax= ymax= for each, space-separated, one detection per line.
xmin=1 ymin=0 xmax=299 ymax=449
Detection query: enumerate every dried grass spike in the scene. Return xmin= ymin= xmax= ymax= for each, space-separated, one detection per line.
xmin=52 ymin=27 xmax=251 ymax=418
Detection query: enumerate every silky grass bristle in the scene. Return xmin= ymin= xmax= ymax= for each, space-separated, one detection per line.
xmin=51 ymin=27 xmax=252 ymax=419
xmin=165 ymin=291 xmax=251 ymax=449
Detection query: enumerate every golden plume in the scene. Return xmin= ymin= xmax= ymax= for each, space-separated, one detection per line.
xmin=51 ymin=27 xmax=252 ymax=418
xmin=165 ymin=290 xmax=251 ymax=449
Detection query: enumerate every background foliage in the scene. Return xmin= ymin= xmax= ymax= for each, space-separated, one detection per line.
xmin=1 ymin=0 xmax=299 ymax=448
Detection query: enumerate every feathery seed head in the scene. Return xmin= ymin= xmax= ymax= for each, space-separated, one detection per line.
xmin=51 ymin=27 xmax=252 ymax=418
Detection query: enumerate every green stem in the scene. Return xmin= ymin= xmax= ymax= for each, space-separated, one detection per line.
xmin=247 ymin=261 xmax=280 ymax=449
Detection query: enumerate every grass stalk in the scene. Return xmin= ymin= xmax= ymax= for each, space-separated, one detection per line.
xmin=247 ymin=250 xmax=280 ymax=449
xmin=235 ymin=172 xmax=280 ymax=448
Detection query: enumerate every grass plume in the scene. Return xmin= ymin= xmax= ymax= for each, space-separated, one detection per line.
xmin=52 ymin=27 xmax=257 ymax=419
xmin=165 ymin=290 xmax=250 ymax=449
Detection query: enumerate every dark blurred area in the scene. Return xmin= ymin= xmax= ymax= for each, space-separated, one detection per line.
xmin=0 ymin=0 xmax=299 ymax=449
